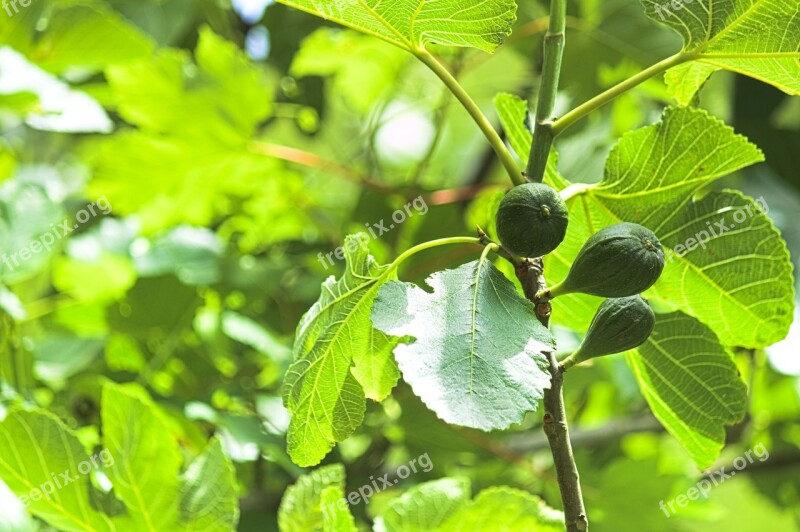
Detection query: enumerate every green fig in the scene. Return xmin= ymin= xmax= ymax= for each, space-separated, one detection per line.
xmin=562 ymin=296 xmax=655 ymax=369
xmin=495 ymin=183 xmax=569 ymax=258
xmin=543 ymin=222 xmax=665 ymax=299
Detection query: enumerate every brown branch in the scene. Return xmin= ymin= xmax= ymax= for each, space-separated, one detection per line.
xmin=424 ymin=182 xmax=498 ymax=206
xmin=249 ymin=141 xmax=397 ymax=196
xmin=504 ymin=414 xmax=663 ymax=453
xmin=516 ymin=258 xmax=588 ymax=532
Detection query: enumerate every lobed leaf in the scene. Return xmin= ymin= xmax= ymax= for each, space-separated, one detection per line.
xmin=641 ymin=0 xmax=800 ymax=100
xmin=275 ymin=0 xmax=517 ymax=54
xmin=371 ymin=257 xmax=553 ymax=431
xmin=283 ymin=237 xmax=399 ymax=466
xmin=549 ymin=106 xmax=794 ymax=347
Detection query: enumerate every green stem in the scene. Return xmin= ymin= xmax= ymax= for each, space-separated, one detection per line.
xmin=552 ymin=52 xmax=692 ymax=136
xmin=388 ymin=236 xmax=482 ymax=272
xmin=560 ymin=352 xmax=582 ymax=370
xmin=527 ymin=0 xmax=567 ymax=183
xmin=415 ymin=51 xmax=524 ymax=186
xmin=559 ymin=182 xmax=595 ymax=202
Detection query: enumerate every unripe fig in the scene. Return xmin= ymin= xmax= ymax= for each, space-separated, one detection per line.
xmin=495 ymin=183 xmax=568 ymax=258
xmin=543 ymin=222 xmax=665 ymax=299
xmin=562 ymin=296 xmax=655 ymax=369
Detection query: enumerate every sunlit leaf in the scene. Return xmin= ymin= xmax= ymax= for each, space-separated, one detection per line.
xmin=292 ymin=28 xmax=407 ymax=113
xmin=0 ymin=0 xmax=153 ymax=73
xmin=283 ymin=238 xmax=399 ymax=466
xmin=276 ymin=0 xmax=517 ymax=53
xmin=320 ymin=486 xmax=357 ymax=532
xmin=375 ymin=478 xmax=471 ymax=532
xmin=546 ymin=107 xmax=794 ymax=347
xmin=278 ymin=464 xmax=348 ymax=532
xmin=642 ymin=0 xmax=800 ymax=99
xmin=440 ymin=486 xmax=565 ymax=531
xmin=180 ymin=438 xmax=239 ymax=531
xmin=102 ymin=383 xmax=182 ymax=530
xmin=0 ymin=409 xmax=117 ymax=532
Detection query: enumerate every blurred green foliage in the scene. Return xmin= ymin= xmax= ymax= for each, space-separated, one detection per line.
xmin=0 ymin=0 xmax=798 ymax=531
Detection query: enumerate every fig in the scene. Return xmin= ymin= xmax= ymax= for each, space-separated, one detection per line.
xmin=543 ymin=222 xmax=665 ymax=299
xmin=562 ymin=296 xmax=655 ymax=369
xmin=495 ymin=183 xmax=568 ymax=258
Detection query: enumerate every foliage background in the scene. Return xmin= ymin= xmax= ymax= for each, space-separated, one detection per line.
xmin=0 ymin=0 xmax=799 ymax=530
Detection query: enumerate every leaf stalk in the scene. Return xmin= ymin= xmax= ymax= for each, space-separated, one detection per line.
xmin=552 ymin=52 xmax=692 ymax=136
xmin=415 ymin=50 xmax=525 ymax=186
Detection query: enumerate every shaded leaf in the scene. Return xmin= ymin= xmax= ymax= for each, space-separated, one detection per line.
xmin=371 ymin=257 xmax=553 ymax=431
xmin=628 ymin=311 xmax=747 ymax=468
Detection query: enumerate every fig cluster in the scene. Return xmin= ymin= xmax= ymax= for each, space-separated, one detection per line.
xmin=493 ymin=185 xmax=666 ymax=367
xmin=551 ymin=222 xmax=666 ymax=367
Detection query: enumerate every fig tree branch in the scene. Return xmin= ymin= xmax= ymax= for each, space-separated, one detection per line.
xmin=516 ymin=258 xmax=588 ymax=532
xmin=249 ymin=141 xmax=397 ymax=195
xmin=526 ymin=0 xmax=567 ymax=184
xmin=521 ymin=0 xmax=588 ymax=528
